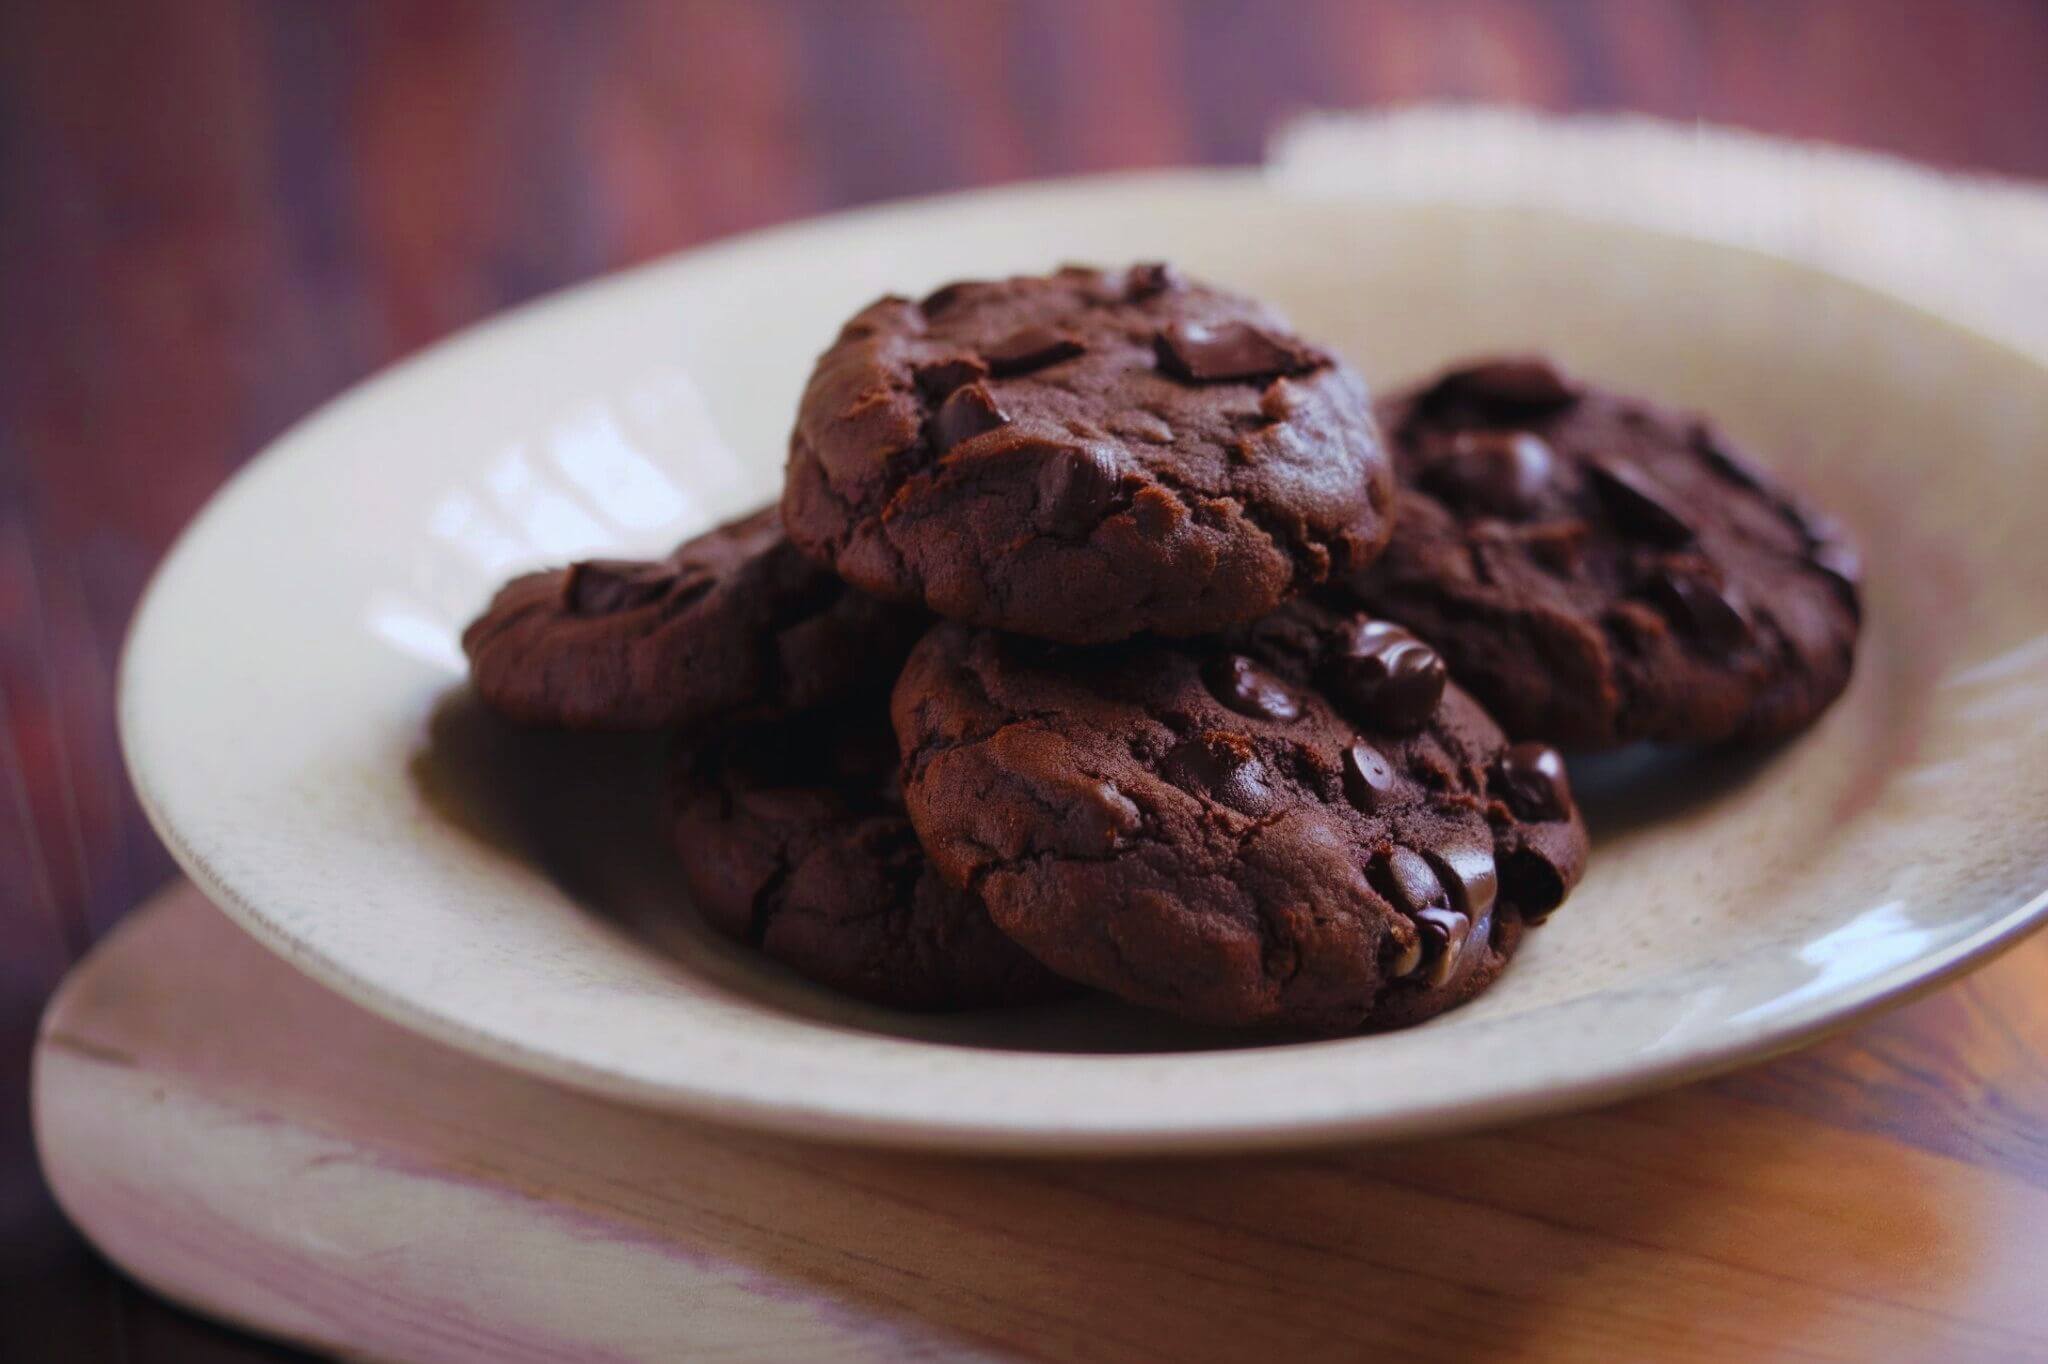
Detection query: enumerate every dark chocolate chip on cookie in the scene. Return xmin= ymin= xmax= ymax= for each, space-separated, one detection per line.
xmin=890 ymin=607 xmax=1589 ymax=1034
xmin=1341 ymin=357 xmax=1861 ymax=747
xmin=671 ymin=708 xmax=1072 ymax=1011
xmin=783 ymin=264 xmax=1394 ymax=644
xmin=462 ymin=506 xmax=923 ymax=732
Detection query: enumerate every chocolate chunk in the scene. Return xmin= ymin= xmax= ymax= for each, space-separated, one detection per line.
xmin=1371 ymin=846 xmax=1451 ymax=982
xmin=1423 ymin=842 xmax=1499 ymax=917
xmin=562 ymin=559 xmax=677 ymax=616
xmin=1123 ymin=262 xmax=1182 ymax=300
xmin=913 ymin=355 xmax=988 ymax=401
xmin=1036 ymin=445 xmax=1121 ymax=535
xmin=1161 ymin=732 xmax=1272 ymax=814
xmin=1588 ymin=458 xmax=1695 ymax=545
xmin=1647 ymin=569 xmax=1751 ymax=654
xmin=929 ymin=383 xmax=1009 ymax=452
xmin=1494 ymin=742 xmax=1571 ymax=821
xmin=1324 ymin=619 xmax=1448 ymax=732
xmin=1341 ymin=741 xmax=1397 ymax=812
xmin=983 ymin=326 xmax=1085 ymax=375
xmin=1374 ymin=845 xmax=1448 ymax=915
xmin=1414 ymin=906 xmax=1473 ymax=988
xmin=919 ymin=281 xmax=971 ymax=315
xmin=1203 ymin=654 xmax=1302 ymax=722
xmin=1425 ymin=430 xmax=1555 ymax=516
xmin=1431 ymin=357 xmax=1580 ymax=411
xmin=1154 ymin=321 xmax=1319 ymax=383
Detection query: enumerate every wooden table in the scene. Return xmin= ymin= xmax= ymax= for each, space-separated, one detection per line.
xmin=7 ymin=3 xmax=2048 ymax=1358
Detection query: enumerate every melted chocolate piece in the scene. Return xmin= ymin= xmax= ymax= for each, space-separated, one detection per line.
xmin=1035 ymin=446 xmax=1121 ymax=535
xmin=1647 ymin=569 xmax=1751 ymax=654
xmin=1204 ymin=654 xmax=1302 ymax=722
xmin=1375 ymin=845 xmax=1447 ymax=915
xmin=1341 ymin=741 xmax=1397 ymax=812
xmin=1430 ymin=357 xmax=1580 ymax=412
xmin=1494 ymin=742 xmax=1571 ymax=822
xmin=1154 ymin=321 xmax=1319 ymax=383
xmin=1414 ymin=906 xmax=1473 ymax=988
xmin=1160 ymin=732 xmax=1273 ymax=814
xmin=1324 ymin=619 xmax=1448 ymax=732
xmin=913 ymin=356 xmax=988 ymax=401
xmin=1588 ymin=458 xmax=1696 ymax=545
xmin=929 ymin=383 xmax=1009 ymax=452
xmin=562 ymin=560 xmax=680 ymax=616
xmin=1425 ymin=430 xmax=1556 ymax=517
xmin=1371 ymin=846 xmax=1450 ymax=981
xmin=983 ymin=325 xmax=1085 ymax=375
xmin=1424 ymin=841 xmax=1499 ymax=917
xmin=1123 ymin=261 xmax=1182 ymax=300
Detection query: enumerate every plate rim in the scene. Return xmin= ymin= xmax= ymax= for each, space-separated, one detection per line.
xmin=118 ymin=166 xmax=2048 ymax=1154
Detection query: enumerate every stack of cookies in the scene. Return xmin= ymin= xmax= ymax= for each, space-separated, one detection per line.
xmin=465 ymin=264 xmax=1860 ymax=1035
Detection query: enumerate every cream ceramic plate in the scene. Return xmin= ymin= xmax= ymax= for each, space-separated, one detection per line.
xmin=121 ymin=172 xmax=2048 ymax=1154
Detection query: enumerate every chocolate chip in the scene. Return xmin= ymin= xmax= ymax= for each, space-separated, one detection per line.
xmin=913 ymin=355 xmax=987 ymax=401
xmin=1432 ymin=357 xmax=1580 ymax=411
xmin=1341 ymin=742 xmax=1397 ymax=812
xmin=1423 ymin=842 xmax=1499 ymax=918
xmin=1493 ymin=742 xmax=1571 ymax=822
xmin=1036 ymin=446 xmax=1121 ymax=536
xmin=1588 ymin=458 xmax=1695 ymax=545
xmin=1369 ymin=846 xmax=1451 ymax=982
xmin=563 ymin=560 xmax=676 ymax=615
xmin=1154 ymin=321 xmax=1319 ymax=383
xmin=1203 ymin=654 xmax=1302 ymax=722
xmin=919 ymin=281 xmax=972 ymax=316
xmin=983 ymin=326 xmax=1085 ymax=375
xmin=1414 ymin=906 xmax=1474 ymax=988
xmin=1161 ymin=732 xmax=1272 ymax=814
xmin=929 ymin=383 xmax=1008 ymax=452
xmin=1324 ymin=619 xmax=1448 ymax=732
xmin=1374 ymin=845 xmax=1447 ymax=915
xmin=1123 ymin=262 xmax=1182 ymax=300
xmin=1647 ymin=569 xmax=1751 ymax=654
xmin=1424 ymin=430 xmax=1556 ymax=517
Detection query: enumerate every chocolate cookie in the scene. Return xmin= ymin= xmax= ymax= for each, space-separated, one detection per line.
xmin=462 ymin=506 xmax=922 ymax=732
xmin=1341 ymin=358 xmax=1861 ymax=747
xmin=670 ymin=708 xmax=1071 ymax=1011
xmin=891 ymin=608 xmax=1588 ymax=1034
xmin=784 ymin=264 xmax=1393 ymax=644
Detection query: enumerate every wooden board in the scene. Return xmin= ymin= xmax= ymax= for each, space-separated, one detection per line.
xmin=32 ymin=882 xmax=2048 ymax=1363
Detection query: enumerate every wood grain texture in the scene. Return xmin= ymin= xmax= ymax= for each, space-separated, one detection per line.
xmin=33 ymin=883 xmax=2048 ymax=1363
xmin=6 ymin=2 xmax=2048 ymax=1358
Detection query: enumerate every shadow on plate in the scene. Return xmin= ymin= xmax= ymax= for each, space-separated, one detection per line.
xmin=1567 ymin=738 xmax=1790 ymax=843
xmin=408 ymin=686 xmax=1284 ymax=1055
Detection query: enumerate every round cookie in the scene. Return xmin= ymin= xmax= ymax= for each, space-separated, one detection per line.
xmin=463 ymin=506 xmax=923 ymax=732
xmin=784 ymin=264 xmax=1393 ymax=644
xmin=891 ymin=609 xmax=1588 ymax=1034
xmin=670 ymin=708 xmax=1072 ymax=1012
xmin=1340 ymin=357 xmax=1862 ymax=748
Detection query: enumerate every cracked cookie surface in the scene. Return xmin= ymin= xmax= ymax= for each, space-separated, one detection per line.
xmin=891 ymin=607 xmax=1588 ymax=1033
xmin=670 ymin=708 xmax=1071 ymax=1011
xmin=1340 ymin=358 xmax=1862 ymax=747
xmin=463 ymin=505 xmax=923 ymax=732
xmin=784 ymin=264 xmax=1392 ymax=644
